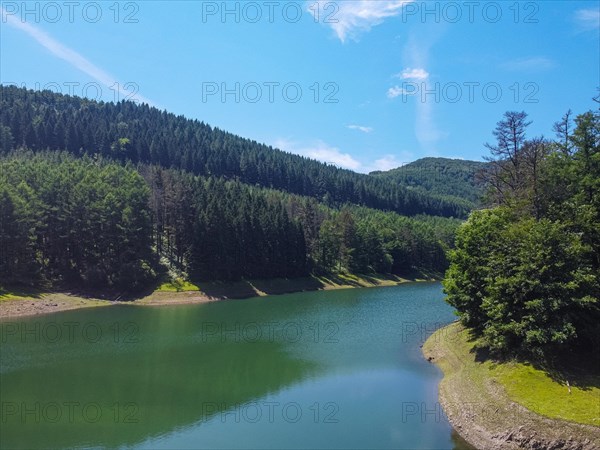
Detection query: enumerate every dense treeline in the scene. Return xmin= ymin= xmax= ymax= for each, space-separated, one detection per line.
xmin=0 ymin=85 xmax=469 ymax=218
xmin=143 ymin=166 xmax=460 ymax=280
xmin=444 ymin=108 xmax=600 ymax=357
xmin=372 ymin=157 xmax=488 ymax=208
xmin=141 ymin=166 xmax=307 ymax=281
xmin=0 ymin=153 xmax=155 ymax=290
xmin=0 ymin=151 xmax=460 ymax=290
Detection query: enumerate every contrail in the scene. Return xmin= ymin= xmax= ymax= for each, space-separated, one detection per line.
xmin=1 ymin=7 xmax=153 ymax=105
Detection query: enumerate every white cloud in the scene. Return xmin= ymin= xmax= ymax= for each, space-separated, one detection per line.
xmin=347 ymin=124 xmax=373 ymax=133
xmin=574 ymin=8 xmax=599 ymax=31
xmin=364 ymin=151 xmax=415 ymax=173
xmin=273 ymin=139 xmax=414 ymax=174
xmin=1 ymin=7 xmax=153 ymax=105
xmin=388 ymin=68 xmax=429 ymax=98
xmin=308 ymin=0 xmax=413 ymax=43
xmin=370 ymin=155 xmax=402 ymax=171
xmin=396 ymin=67 xmax=429 ymax=80
xmin=501 ymin=56 xmax=556 ymax=71
xmin=274 ymin=138 xmax=361 ymax=171
xmin=387 ymin=85 xmax=417 ymax=99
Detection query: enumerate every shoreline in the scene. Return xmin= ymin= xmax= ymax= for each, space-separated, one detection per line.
xmin=0 ymin=273 xmax=432 ymax=319
xmin=422 ymin=322 xmax=600 ymax=450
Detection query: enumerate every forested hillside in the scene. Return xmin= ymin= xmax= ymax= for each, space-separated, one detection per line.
xmin=371 ymin=157 xmax=487 ymax=208
xmin=0 ymin=151 xmax=460 ymax=290
xmin=0 ymin=86 xmax=469 ymax=218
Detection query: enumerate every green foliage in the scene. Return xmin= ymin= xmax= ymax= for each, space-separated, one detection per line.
xmin=469 ymin=215 xmax=595 ymax=355
xmin=0 ymin=126 xmax=14 ymax=153
xmin=0 ymin=152 xmax=155 ymax=291
xmin=444 ymin=208 xmax=514 ymax=331
xmin=0 ymin=188 xmax=38 ymax=282
xmin=348 ymin=207 xmax=460 ymax=276
xmin=445 ymin=108 xmax=600 ymax=357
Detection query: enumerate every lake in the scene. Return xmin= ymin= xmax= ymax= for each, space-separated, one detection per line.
xmin=0 ymin=282 xmax=475 ymax=449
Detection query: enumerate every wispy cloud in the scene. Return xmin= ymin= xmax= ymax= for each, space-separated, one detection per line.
xmin=574 ymin=8 xmax=599 ymax=31
xmin=414 ymin=99 xmax=446 ymax=151
xmin=274 ymin=138 xmax=412 ymax=173
xmin=347 ymin=124 xmax=373 ymax=133
xmin=395 ymin=67 xmax=429 ymax=80
xmin=387 ymin=86 xmax=412 ymax=99
xmin=1 ymin=7 xmax=152 ymax=105
xmin=308 ymin=0 xmax=413 ymax=43
xmin=274 ymin=138 xmax=362 ymax=171
xmin=388 ymin=30 xmax=446 ymax=152
xmin=500 ymin=56 xmax=556 ymax=72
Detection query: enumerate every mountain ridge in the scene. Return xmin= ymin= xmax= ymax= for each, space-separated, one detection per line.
xmin=0 ymin=85 xmax=474 ymax=218
xmin=371 ymin=156 xmax=488 ymax=207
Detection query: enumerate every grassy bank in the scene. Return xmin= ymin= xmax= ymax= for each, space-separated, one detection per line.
xmin=0 ymin=272 xmax=427 ymax=318
xmin=423 ymin=322 xmax=600 ymax=450
xmin=154 ymin=272 xmax=418 ymax=296
xmin=0 ymin=286 xmax=111 ymax=318
xmin=129 ymin=272 xmax=422 ymax=306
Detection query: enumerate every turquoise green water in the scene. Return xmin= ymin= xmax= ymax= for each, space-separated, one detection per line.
xmin=0 ymin=282 xmax=474 ymax=449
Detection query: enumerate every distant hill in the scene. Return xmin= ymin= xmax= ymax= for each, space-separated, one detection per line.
xmin=371 ymin=157 xmax=488 ymax=208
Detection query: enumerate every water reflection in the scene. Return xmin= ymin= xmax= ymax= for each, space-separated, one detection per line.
xmin=1 ymin=283 xmax=471 ymax=449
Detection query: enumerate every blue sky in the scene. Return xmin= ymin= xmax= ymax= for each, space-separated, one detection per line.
xmin=1 ymin=1 xmax=599 ymax=172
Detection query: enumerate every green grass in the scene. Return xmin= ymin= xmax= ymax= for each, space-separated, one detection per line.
xmin=155 ymin=272 xmax=414 ymax=297
xmin=315 ymin=272 xmax=414 ymax=288
xmin=494 ymin=361 xmax=600 ymax=426
xmin=0 ymin=286 xmax=43 ymax=302
xmin=156 ymin=279 xmax=201 ymax=292
xmin=335 ymin=273 xmax=360 ymax=282
xmin=425 ymin=322 xmax=600 ymax=427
